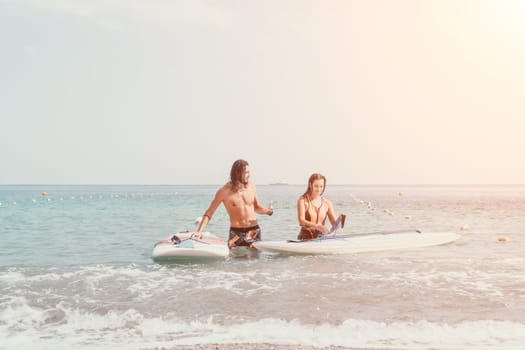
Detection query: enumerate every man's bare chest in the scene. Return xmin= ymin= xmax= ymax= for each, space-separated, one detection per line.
xmin=228 ymin=191 xmax=254 ymax=208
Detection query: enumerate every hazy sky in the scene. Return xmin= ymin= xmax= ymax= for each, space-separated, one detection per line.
xmin=2 ymin=0 xmax=524 ymax=185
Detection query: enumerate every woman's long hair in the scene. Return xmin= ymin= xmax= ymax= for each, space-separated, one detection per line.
xmin=302 ymin=173 xmax=327 ymax=197
xmin=230 ymin=159 xmax=249 ymax=192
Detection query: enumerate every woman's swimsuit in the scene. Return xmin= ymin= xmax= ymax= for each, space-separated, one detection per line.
xmin=298 ymin=196 xmax=326 ymax=240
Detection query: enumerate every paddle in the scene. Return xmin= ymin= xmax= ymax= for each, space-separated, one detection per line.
xmin=321 ymin=229 xmax=422 ymax=240
xmin=286 ymin=214 xmax=346 ymax=243
xmin=323 ymin=214 xmax=346 ymax=236
xmin=287 ymin=213 xmax=422 ymax=243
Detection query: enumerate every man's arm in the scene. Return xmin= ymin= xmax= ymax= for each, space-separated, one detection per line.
xmin=193 ymin=187 xmax=224 ymax=238
xmin=253 ymin=185 xmax=273 ymax=216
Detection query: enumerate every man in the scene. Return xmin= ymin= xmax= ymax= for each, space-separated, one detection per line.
xmin=192 ymin=159 xmax=273 ymax=249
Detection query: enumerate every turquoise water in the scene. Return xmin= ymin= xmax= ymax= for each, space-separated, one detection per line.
xmin=1 ymin=184 xmax=525 ymax=349
xmin=1 ymin=185 xmax=248 ymax=266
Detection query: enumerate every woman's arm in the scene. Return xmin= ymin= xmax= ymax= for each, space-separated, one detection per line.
xmin=297 ymin=197 xmax=308 ymax=226
xmin=325 ymin=198 xmax=338 ymax=226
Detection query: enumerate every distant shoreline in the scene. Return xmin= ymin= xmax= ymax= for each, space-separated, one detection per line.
xmin=146 ymin=344 xmax=395 ymax=350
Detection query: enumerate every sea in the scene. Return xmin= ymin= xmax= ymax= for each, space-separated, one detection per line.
xmin=1 ymin=184 xmax=524 ymax=350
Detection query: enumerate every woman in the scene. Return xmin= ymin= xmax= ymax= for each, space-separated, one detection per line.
xmin=297 ymin=173 xmax=342 ymax=240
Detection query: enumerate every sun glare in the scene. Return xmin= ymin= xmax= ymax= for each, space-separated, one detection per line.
xmin=480 ymin=0 xmax=525 ymax=35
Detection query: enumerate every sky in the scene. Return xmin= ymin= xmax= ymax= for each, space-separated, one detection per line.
xmin=1 ymin=0 xmax=525 ymax=185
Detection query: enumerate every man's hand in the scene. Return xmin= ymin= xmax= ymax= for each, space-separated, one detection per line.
xmin=267 ymin=201 xmax=273 ymax=216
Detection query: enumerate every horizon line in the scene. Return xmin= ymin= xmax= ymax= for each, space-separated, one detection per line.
xmin=1 ymin=183 xmax=525 ymax=187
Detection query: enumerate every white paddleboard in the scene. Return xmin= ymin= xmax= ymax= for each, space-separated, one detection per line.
xmin=152 ymin=232 xmax=229 ymax=261
xmin=253 ymin=230 xmax=461 ymax=255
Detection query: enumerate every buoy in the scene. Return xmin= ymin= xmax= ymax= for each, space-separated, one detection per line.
xmin=497 ymin=236 xmax=509 ymax=243
xmin=194 ymin=216 xmax=203 ymax=226
xmin=41 ymin=191 xmax=47 ymax=197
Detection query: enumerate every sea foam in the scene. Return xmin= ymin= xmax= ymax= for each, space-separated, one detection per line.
xmin=1 ymin=297 xmax=524 ymax=350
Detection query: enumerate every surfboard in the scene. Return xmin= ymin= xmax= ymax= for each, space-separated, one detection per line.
xmin=253 ymin=230 xmax=461 ymax=255
xmin=151 ymin=231 xmax=229 ymax=261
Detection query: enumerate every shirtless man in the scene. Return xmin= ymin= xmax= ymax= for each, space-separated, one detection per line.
xmin=192 ymin=159 xmax=273 ymax=249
